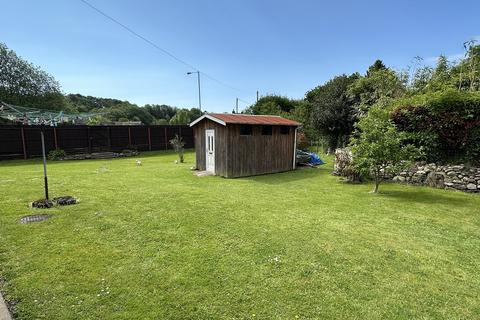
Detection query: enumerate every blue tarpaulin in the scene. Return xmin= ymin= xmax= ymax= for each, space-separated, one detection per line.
xmin=309 ymin=152 xmax=325 ymax=165
xmin=296 ymin=150 xmax=325 ymax=166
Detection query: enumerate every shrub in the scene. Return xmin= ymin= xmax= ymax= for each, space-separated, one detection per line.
xmin=296 ymin=131 xmax=310 ymax=150
xmin=390 ymin=90 xmax=480 ymax=164
xmin=48 ymin=149 xmax=66 ymax=160
xmin=169 ymin=135 xmax=185 ymax=163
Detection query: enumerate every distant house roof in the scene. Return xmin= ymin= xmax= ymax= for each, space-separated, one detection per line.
xmin=190 ymin=113 xmax=301 ymax=127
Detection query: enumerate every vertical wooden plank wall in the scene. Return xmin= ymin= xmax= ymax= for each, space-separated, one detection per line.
xmin=192 ymin=119 xmax=296 ymax=178
xmin=226 ymin=125 xmax=295 ymax=177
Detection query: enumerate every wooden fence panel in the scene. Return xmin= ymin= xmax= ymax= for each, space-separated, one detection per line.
xmin=0 ymin=125 xmax=193 ymax=160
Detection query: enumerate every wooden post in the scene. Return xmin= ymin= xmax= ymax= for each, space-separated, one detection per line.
xmin=107 ymin=126 xmax=111 ymax=151
xmin=87 ymin=127 xmax=92 ymax=153
xmin=164 ymin=127 xmax=168 ymax=150
xmin=53 ymin=127 xmax=58 ymax=150
xmin=147 ymin=127 xmax=152 ymax=151
xmin=128 ymin=127 xmax=132 ymax=146
xmin=21 ymin=127 xmax=27 ymax=159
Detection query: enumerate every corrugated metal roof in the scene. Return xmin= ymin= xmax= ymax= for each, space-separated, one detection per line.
xmin=191 ymin=113 xmax=301 ymax=126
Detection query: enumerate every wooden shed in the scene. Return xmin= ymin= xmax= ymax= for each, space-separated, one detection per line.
xmin=190 ymin=113 xmax=301 ymax=178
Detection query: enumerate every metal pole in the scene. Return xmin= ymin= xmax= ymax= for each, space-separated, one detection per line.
xmin=197 ymin=71 xmax=202 ymax=112
xmin=40 ymin=126 xmax=49 ymax=200
xmin=293 ymin=127 xmax=298 ymax=170
xmin=188 ymin=71 xmax=202 ymax=112
xmin=53 ymin=127 xmax=58 ymax=150
xmin=236 ymin=98 xmax=238 ymax=113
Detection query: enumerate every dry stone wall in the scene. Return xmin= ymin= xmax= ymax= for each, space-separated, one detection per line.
xmin=392 ymin=163 xmax=480 ymax=193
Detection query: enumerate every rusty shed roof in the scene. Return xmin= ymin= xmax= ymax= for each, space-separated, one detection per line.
xmin=190 ymin=113 xmax=301 ymax=127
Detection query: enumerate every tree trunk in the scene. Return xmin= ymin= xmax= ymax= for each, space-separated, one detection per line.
xmin=372 ymin=170 xmax=380 ymax=193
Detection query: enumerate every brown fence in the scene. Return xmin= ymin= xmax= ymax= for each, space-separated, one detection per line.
xmin=0 ymin=125 xmax=194 ymax=160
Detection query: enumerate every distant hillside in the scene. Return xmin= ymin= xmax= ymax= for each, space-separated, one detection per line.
xmin=65 ymin=94 xmax=131 ymax=112
xmin=0 ymin=42 xmax=202 ymax=125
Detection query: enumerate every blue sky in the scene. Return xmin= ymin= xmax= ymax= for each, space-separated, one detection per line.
xmin=1 ymin=0 xmax=479 ymax=112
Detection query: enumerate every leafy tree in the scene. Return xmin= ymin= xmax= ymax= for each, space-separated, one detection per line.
xmin=144 ymin=104 xmax=177 ymax=121
xmin=450 ymin=42 xmax=480 ymax=91
xmin=0 ymin=42 xmax=69 ymax=110
xmin=245 ymin=95 xmax=316 ymax=142
xmin=348 ymin=61 xmax=405 ymax=113
xmin=366 ymin=59 xmax=387 ymax=76
xmin=307 ymin=74 xmax=359 ymax=150
xmin=169 ymin=109 xmax=191 ymax=125
xmin=431 ymin=55 xmax=451 ymax=88
xmin=290 ymin=99 xmax=316 ymax=141
xmin=187 ymin=108 xmax=203 ymax=122
xmin=350 ymin=105 xmax=418 ymax=193
xmin=409 ymin=55 xmax=453 ymax=93
xmin=245 ymin=95 xmax=297 ymax=115
xmin=66 ymin=94 xmax=126 ymax=112
xmin=154 ymin=118 xmax=169 ymax=125
xmin=411 ymin=65 xmax=434 ymax=93
xmin=86 ymin=115 xmax=109 ymax=125
xmin=105 ymin=103 xmax=154 ymax=125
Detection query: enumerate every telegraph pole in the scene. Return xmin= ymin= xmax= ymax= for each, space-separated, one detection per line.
xmin=236 ymin=98 xmax=238 ymax=113
xmin=256 ymin=90 xmax=259 ymax=102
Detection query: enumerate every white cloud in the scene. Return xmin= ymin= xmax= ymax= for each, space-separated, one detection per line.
xmin=424 ymin=53 xmax=464 ymax=65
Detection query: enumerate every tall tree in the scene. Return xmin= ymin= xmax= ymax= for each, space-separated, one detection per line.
xmin=451 ymin=42 xmax=480 ymax=91
xmin=366 ymin=59 xmax=387 ymax=76
xmin=169 ymin=109 xmax=191 ymax=125
xmin=348 ymin=61 xmax=406 ymax=114
xmin=307 ymin=74 xmax=360 ymax=150
xmin=0 ymin=42 xmax=68 ymax=110
xmin=105 ymin=103 xmax=154 ymax=125
xmin=245 ymin=95 xmax=298 ymax=116
xmin=144 ymin=104 xmax=177 ymax=121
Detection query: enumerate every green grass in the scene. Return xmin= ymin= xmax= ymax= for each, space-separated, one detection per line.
xmin=1 ymin=150 xmax=480 ymax=319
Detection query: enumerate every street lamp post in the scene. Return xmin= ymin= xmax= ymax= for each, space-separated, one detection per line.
xmin=187 ymin=71 xmax=202 ymax=112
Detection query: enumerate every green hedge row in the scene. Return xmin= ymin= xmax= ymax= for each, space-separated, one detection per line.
xmin=390 ymin=90 xmax=480 ymax=164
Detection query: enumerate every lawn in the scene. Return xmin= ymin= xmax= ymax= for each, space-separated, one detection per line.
xmin=1 ymin=150 xmax=480 ymax=319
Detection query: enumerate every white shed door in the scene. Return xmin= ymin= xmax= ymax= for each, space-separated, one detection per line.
xmin=205 ymin=129 xmax=215 ymax=173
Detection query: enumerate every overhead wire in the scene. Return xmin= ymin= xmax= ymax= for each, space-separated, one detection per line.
xmin=79 ymin=0 xmax=254 ymax=108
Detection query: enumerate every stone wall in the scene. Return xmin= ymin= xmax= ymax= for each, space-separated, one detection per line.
xmin=392 ymin=163 xmax=480 ymax=193
xmin=332 ymin=148 xmax=361 ymax=182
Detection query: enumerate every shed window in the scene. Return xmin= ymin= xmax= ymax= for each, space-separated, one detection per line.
xmin=261 ymin=125 xmax=272 ymax=135
xmin=280 ymin=126 xmax=290 ymax=134
xmin=240 ymin=125 xmax=252 ymax=135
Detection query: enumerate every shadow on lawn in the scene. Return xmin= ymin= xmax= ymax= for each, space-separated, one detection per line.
xmin=378 ymin=187 xmax=474 ymax=206
xmin=242 ymin=166 xmax=329 ymax=184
